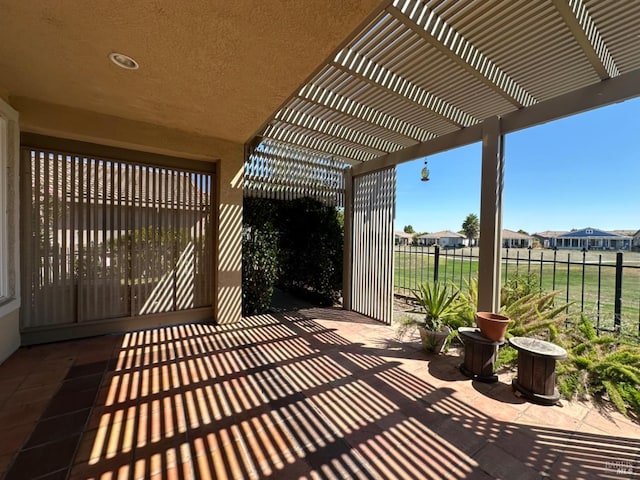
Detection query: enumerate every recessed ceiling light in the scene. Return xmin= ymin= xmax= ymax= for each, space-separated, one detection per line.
xmin=109 ymin=52 xmax=139 ymax=70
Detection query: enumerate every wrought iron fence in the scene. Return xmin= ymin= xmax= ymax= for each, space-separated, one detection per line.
xmin=394 ymin=245 xmax=640 ymax=338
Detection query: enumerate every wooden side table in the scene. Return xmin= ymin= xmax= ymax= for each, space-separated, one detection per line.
xmin=509 ymin=337 xmax=567 ymax=405
xmin=459 ymin=327 xmax=504 ymax=383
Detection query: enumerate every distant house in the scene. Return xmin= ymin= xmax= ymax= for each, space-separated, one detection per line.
xmin=502 ymin=229 xmax=532 ymax=248
xmin=555 ymin=227 xmax=632 ymax=250
xmin=394 ymin=231 xmax=413 ymax=246
xmin=632 ymin=230 xmax=640 ymax=251
xmin=532 ymin=231 xmax=568 ymax=249
xmin=415 ymin=230 xmax=467 ymax=248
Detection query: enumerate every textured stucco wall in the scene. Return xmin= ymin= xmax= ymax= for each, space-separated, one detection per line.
xmin=0 ymin=1 xmax=383 ymax=143
xmin=216 ymin=147 xmax=243 ymax=324
xmin=0 ymin=309 xmax=20 ymax=364
xmin=15 ymin=98 xmax=244 ymax=326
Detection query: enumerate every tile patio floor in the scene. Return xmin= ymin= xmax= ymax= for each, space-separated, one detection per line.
xmin=0 ymin=308 xmax=638 ymax=480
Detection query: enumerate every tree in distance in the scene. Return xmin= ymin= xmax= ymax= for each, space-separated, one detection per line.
xmin=462 ymin=213 xmax=479 ymax=245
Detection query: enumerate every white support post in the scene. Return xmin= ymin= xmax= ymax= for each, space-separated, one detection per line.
xmin=477 ymin=116 xmax=504 ymax=313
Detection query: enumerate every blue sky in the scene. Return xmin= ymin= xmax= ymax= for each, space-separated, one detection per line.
xmin=395 ymin=96 xmax=640 ymax=235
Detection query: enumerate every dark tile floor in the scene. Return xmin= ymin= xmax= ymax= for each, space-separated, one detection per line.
xmin=0 ymin=308 xmax=639 ymax=480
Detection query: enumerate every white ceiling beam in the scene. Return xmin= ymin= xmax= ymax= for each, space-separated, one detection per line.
xmin=296 ymin=82 xmax=433 ymax=144
xmin=388 ymin=2 xmax=536 ymax=108
xmin=331 ymin=53 xmax=475 ymax=129
xmin=273 ymin=108 xmax=401 ymax=154
xmin=352 ymin=68 xmax=640 ymax=176
xmin=552 ymin=0 xmax=619 ymax=80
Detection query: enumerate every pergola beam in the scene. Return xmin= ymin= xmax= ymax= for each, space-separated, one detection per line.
xmin=387 ymin=3 xmax=536 ymax=108
xmin=351 ymin=68 xmax=640 ymax=176
xmin=551 ymin=0 xmax=619 ymax=80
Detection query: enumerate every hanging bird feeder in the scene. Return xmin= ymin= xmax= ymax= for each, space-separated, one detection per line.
xmin=421 ymin=161 xmax=430 ymax=182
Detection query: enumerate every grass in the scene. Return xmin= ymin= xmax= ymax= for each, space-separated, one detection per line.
xmin=394 ymin=247 xmax=640 ymax=337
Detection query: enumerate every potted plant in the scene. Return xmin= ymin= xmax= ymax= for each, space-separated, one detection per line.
xmin=397 ymin=281 xmax=463 ymax=353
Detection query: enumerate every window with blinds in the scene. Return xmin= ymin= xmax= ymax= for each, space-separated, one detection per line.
xmin=21 ymin=148 xmax=214 ymax=329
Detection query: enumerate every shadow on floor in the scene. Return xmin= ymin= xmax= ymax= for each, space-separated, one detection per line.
xmin=2 ymin=310 xmax=639 ymax=479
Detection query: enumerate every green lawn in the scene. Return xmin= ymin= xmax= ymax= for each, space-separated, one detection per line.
xmin=394 ymin=247 xmax=640 ymax=337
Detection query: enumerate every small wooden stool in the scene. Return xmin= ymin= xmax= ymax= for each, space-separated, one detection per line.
xmin=509 ymin=337 xmax=567 ymax=405
xmin=459 ymin=327 xmax=504 ymax=383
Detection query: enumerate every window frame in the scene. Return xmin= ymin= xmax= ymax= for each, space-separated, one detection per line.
xmin=0 ymin=114 xmax=6 ymax=301
xmin=0 ymin=98 xmax=19 ymax=316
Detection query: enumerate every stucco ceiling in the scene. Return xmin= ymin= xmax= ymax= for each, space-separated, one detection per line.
xmin=0 ymin=0 xmax=383 ymax=143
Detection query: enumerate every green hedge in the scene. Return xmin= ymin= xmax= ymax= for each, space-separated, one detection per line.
xmin=242 ymin=197 xmax=343 ymax=315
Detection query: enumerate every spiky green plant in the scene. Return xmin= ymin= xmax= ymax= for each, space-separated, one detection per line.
xmin=396 ymin=282 xmax=465 ymax=352
xmin=557 ymin=315 xmax=640 ymax=418
xmin=501 ymin=290 xmax=570 ymax=340
xmin=495 ymin=290 xmax=571 ymax=368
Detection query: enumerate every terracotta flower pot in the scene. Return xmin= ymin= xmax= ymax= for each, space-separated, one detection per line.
xmin=476 ymin=312 xmax=510 ymax=342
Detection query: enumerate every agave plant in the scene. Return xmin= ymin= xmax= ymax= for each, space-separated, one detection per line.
xmin=396 ymin=281 xmax=461 ymax=332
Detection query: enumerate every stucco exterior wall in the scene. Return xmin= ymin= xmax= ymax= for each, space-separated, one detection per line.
xmin=0 ymin=309 xmax=20 ymax=364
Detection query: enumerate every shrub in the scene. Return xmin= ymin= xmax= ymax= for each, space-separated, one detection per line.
xmin=557 ymin=315 xmax=640 ymax=418
xmin=496 ymin=291 xmax=571 ymax=368
xmin=242 ymin=198 xmax=280 ymax=315
xmin=242 ymin=196 xmax=343 ymax=312
xmin=501 ymin=272 xmax=542 ymax=307
xmin=275 ymin=197 xmax=343 ymax=305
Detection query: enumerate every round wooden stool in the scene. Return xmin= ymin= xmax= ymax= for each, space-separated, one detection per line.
xmin=509 ymin=337 xmax=567 ymax=405
xmin=459 ymin=327 xmax=504 ymax=383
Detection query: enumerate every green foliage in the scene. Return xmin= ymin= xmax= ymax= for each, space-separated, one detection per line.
xmin=461 ymin=213 xmax=479 ymax=242
xmin=413 ymin=282 xmax=462 ymax=331
xmin=397 ymin=282 xmax=462 ymax=335
xmin=557 ymin=315 xmax=640 ymax=418
xmin=404 ymin=225 xmax=415 ymax=234
xmin=276 ymin=197 xmax=343 ymax=305
xmin=456 ymin=278 xmax=478 ymax=328
xmin=242 ymin=199 xmax=280 ymax=315
xmin=397 ymin=281 xmax=475 ymax=352
xmin=501 ymin=272 xmax=542 ymax=307
xmin=496 ymin=290 xmax=570 ymax=368
xmin=242 ymin=227 xmax=279 ymax=315
xmin=242 ymin=197 xmax=343 ymax=314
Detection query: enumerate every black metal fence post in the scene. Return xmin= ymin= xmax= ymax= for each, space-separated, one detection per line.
xmin=614 ymin=252 xmax=623 ymax=332
xmin=433 ymin=245 xmax=440 ymax=283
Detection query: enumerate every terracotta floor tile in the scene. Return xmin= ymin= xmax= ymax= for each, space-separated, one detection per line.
xmin=66 ymin=361 xmax=108 ymax=379
xmin=4 ymin=434 xmax=80 ymax=480
xmin=0 ymin=422 xmax=36 ymax=456
xmin=473 ymin=443 xmax=542 ymax=480
xmin=516 ymin=406 xmax=582 ymax=432
xmin=34 ymin=469 xmax=70 ymax=480
xmin=1 ymin=312 xmax=640 ymax=480
xmin=0 ymin=453 xmax=14 ymax=477
xmin=0 ymin=378 xmax=22 ymax=403
xmin=42 ymin=388 xmax=99 ymax=419
xmin=6 ymin=382 xmax=60 ymax=408
xmin=59 ymin=372 xmax=105 ymax=393
xmin=17 ymin=369 xmax=68 ymax=390
xmin=0 ymin=398 xmax=50 ymax=429
xmin=581 ymin=408 xmax=640 ymax=438
xmin=69 ymin=457 xmax=132 ymax=480
xmin=25 ymin=408 xmax=91 ymax=448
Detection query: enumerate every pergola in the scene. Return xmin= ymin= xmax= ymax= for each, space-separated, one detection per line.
xmin=245 ymin=0 xmax=640 ymax=323
xmin=1 ymin=1 xmax=640 ymax=358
